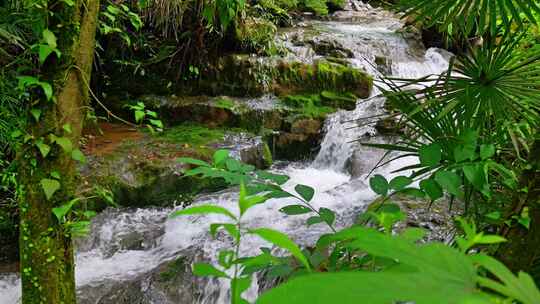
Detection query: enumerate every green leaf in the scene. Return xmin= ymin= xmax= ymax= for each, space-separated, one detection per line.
xmin=210 ymin=223 xmax=240 ymax=241
xmin=419 ymin=143 xmax=441 ymax=167
xmin=38 ymin=44 xmax=60 ymax=64
xmin=177 ymin=157 xmax=211 ymax=167
xmin=42 ymin=29 xmax=57 ymax=48
xmin=36 ymin=141 xmax=51 ymax=158
xmin=319 ymin=208 xmax=335 ymax=226
xmin=480 ymin=144 xmax=495 ymax=160
xmin=419 ymin=179 xmax=443 ymax=201
xmin=63 ymin=124 xmax=72 ymax=134
xmin=55 ymin=137 xmax=73 ymax=153
xmin=40 ymin=178 xmax=60 ymax=200
xmin=50 ymin=171 xmax=61 ymax=179
xmin=192 ymin=263 xmax=229 ymax=278
xmin=434 ymin=170 xmax=462 ymax=197
xmin=149 ymin=119 xmax=163 ymax=128
xmin=170 ymin=204 xmax=237 ymax=221
xmin=249 ymin=228 xmax=311 ymax=271
xmin=280 ymin=205 xmax=312 ymax=215
xmin=369 ymin=175 xmax=389 ymax=196
xmin=454 ymin=144 xmax=476 ymax=163
xmin=134 ymin=110 xmax=145 ymax=122
xmin=389 ymin=176 xmax=413 ymax=191
xmin=295 ymin=184 xmax=314 ymax=202
xmin=30 ymin=108 xmax=41 ymax=122
xmin=463 ymin=164 xmax=489 ymax=196
xmin=307 ymin=216 xmax=324 ymax=226
xmin=213 ymin=149 xmax=229 ymax=166
xmin=239 ymin=183 xmax=267 ymax=216
xmin=52 ymin=198 xmax=79 ymax=222
xmin=256 ymin=171 xmax=289 ymax=185
xmin=71 ymin=149 xmax=86 ymax=163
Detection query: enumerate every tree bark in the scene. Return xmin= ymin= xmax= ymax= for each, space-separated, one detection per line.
xmin=497 ymin=139 xmax=540 ymax=275
xmin=17 ymin=0 xmax=100 ymax=302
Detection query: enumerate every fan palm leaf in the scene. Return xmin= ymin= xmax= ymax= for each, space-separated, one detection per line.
xmin=400 ymin=0 xmax=540 ymax=35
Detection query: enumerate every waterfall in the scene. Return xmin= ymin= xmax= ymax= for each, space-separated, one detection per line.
xmin=0 ymin=3 xmax=451 ymax=303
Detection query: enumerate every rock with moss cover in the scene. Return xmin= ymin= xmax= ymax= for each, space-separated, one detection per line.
xmin=80 ymin=123 xmax=273 ymax=208
xmin=198 ymin=56 xmax=372 ymax=98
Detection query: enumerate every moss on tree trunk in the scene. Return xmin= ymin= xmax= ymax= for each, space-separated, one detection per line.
xmin=496 ymin=139 xmax=540 ymax=276
xmin=17 ymin=0 xmax=100 ymax=302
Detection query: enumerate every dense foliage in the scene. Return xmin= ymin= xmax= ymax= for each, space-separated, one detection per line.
xmin=1 ymin=0 xmax=539 ymax=302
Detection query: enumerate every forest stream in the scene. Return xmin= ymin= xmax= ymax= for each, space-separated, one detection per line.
xmin=1 ymin=1 xmax=453 ymax=303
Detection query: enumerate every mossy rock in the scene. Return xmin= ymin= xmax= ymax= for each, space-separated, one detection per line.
xmin=274 ymin=60 xmax=372 ymax=98
xmin=80 ymin=124 xmax=273 ymax=209
xmin=196 ymin=56 xmax=372 ymax=98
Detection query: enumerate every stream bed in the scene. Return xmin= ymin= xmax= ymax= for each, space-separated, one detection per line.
xmin=0 ymin=2 xmax=451 ymax=303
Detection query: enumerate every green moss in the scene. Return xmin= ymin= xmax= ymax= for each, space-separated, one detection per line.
xmin=159 ymin=257 xmax=186 ymax=282
xmin=214 ymin=97 xmax=236 ymax=110
xmin=301 ymin=0 xmax=329 ymax=15
xmin=158 ymin=125 xmax=226 ymax=146
xmin=281 ymin=90 xmax=357 ymax=119
xmin=276 ymin=60 xmax=373 ymax=98
xmin=262 ymin=142 xmax=274 ymax=167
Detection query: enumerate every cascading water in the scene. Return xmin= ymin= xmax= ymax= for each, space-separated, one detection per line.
xmin=0 ymin=2 xmax=451 ymax=303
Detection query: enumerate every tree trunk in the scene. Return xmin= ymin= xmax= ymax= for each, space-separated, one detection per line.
xmin=17 ymin=0 xmax=100 ymax=302
xmin=497 ymin=139 xmax=540 ymax=276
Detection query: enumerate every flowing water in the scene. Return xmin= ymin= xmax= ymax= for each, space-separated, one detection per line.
xmin=0 ymin=2 xmax=451 ymax=303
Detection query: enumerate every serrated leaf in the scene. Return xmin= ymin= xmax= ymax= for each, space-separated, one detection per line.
xmin=170 ymin=204 xmax=237 ymax=221
xmin=370 ymin=175 xmax=389 ymax=196
xmin=280 ymin=205 xmax=312 ymax=215
xmin=295 ymin=184 xmax=314 ymax=202
xmin=40 ymin=178 xmax=60 ymax=200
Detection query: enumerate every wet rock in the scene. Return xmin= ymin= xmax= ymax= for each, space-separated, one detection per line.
xmin=374 ymin=116 xmax=402 ymax=135
xmin=374 ymin=56 xmax=392 ymax=75
xmin=198 ymin=56 xmax=372 ymax=98
xmin=306 ymin=38 xmax=354 ymax=58
xmin=291 ymin=119 xmax=322 ymax=135
xmin=77 ymin=254 xmax=207 ymax=304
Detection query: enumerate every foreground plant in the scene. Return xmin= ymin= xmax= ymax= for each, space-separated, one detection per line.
xmin=173 ymin=150 xmax=540 ymax=303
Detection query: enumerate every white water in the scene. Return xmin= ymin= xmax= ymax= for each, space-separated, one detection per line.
xmin=0 ymin=3 xmax=450 ymax=303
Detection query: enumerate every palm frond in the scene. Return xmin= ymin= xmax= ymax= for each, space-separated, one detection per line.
xmin=400 ymin=0 xmax=540 ymax=35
